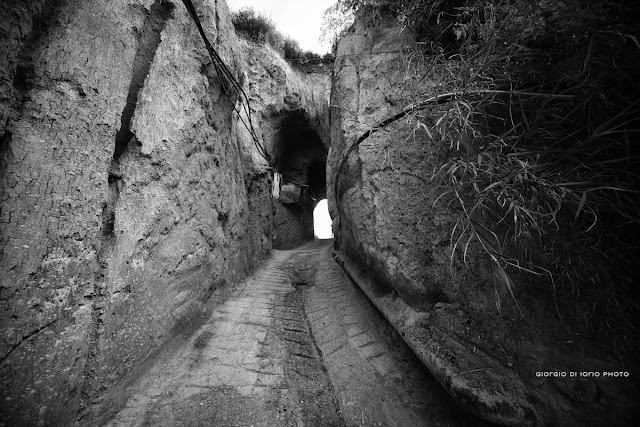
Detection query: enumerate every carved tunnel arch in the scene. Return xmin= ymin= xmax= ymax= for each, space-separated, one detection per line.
xmin=270 ymin=107 xmax=328 ymax=249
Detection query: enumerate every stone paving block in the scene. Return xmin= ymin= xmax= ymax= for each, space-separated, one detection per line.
xmin=357 ymin=342 xmax=386 ymax=360
xmin=343 ymin=313 xmax=360 ymax=326
xmin=349 ymin=332 xmax=375 ymax=348
xmin=306 ymin=304 xmax=331 ymax=318
xmin=251 ymin=385 xmax=271 ymax=395
xmin=347 ymin=326 xmax=363 ymax=337
xmin=315 ymin=326 xmax=343 ymax=345
xmin=240 ymin=314 xmax=272 ymax=327
xmin=320 ymin=335 xmax=348 ymax=356
xmin=209 ymin=365 xmax=258 ymax=388
xmin=367 ymin=353 xmax=399 ymax=378
xmin=257 ymin=359 xmax=283 ymax=376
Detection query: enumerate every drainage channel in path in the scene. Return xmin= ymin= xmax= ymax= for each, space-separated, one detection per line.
xmin=101 ymin=240 xmax=492 ymax=427
xmin=271 ymin=280 xmax=344 ymax=426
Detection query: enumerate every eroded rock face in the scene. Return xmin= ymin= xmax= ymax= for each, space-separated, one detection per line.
xmin=0 ymin=0 xmax=328 ymax=425
xmin=328 ymin=7 xmax=638 ymax=426
xmin=326 ymin=11 xmax=539 ymax=421
xmin=327 ymin=9 xmax=446 ymax=307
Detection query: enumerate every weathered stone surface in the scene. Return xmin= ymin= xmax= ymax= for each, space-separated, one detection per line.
xmin=328 ymin=8 xmax=448 ymax=308
xmin=335 ymin=252 xmax=540 ymax=426
xmin=0 ymin=0 xmax=46 ymax=135
xmin=273 ymin=201 xmax=313 ymax=250
xmin=1 ymin=1 xmax=151 ymax=424
xmin=278 ymin=183 xmax=301 ymax=204
xmin=0 ymin=0 xmax=328 ymax=425
xmin=88 ymin=1 xmax=258 ymax=407
xmin=327 ymin=7 xmax=639 ymax=426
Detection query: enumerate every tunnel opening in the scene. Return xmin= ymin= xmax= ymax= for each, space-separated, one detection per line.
xmin=313 ymin=199 xmax=333 ymax=239
xmin=271 ymin=108 xmax=328 ymax=249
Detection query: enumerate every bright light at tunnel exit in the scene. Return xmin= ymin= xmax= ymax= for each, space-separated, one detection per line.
xmin=313 ymin=199 xmax=333 ymax=239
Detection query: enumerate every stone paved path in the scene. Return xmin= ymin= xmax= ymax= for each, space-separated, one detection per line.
xmin=102 ymin=240 xmax=487 ymax=427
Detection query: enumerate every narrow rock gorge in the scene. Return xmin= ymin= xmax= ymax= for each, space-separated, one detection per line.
xmin=1 ymin=0 xmax=638 ymax=426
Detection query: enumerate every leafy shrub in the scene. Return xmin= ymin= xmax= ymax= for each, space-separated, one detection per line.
xmin=406 ymin=0 xmax=639 ymax=293
xmin=231 ymin=7 xmax=284 ymax=53
xmin=301 ymin=51 xmax=323 ymax=64
xmin=231 ymin=7 xmax=275 ymax=43
xmin=320 ymin=1 xmax=358 ymax=53
xmin=322 ymin=52 xmax=336 ymax=63
xmin=232 ymin=7 xmax=333 ymax=65
xmin=283 ymin=37 xmax=302 ymax=60
xmin=281 ymin=38 xmax=327 ymax=64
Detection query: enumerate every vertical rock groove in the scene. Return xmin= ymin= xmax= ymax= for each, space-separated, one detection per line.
xmin=113 ymin=0 xmax=174 ymax=162
xmin=103 ymin=0 xmax=174 ymax=239
xmin=81 ymin=0 xmax=175 ymax=415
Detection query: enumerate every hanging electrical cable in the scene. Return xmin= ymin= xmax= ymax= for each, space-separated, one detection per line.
xmin=180 ymin=0 xmax=272 ymax=166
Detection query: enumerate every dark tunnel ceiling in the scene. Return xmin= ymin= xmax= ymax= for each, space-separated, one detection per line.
xmin=273 ymin=108 xmax=328 ymax=200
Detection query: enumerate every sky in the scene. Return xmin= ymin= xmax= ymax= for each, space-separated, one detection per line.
xmin=313 ymin=199 xmax=333 ymax=239
xmin=226 ymin=0 xmax=336 ymax=53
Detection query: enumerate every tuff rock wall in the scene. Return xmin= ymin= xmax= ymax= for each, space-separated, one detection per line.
xmin=327 ymin=7 xmax=638 ymax=426
xmin=0 ymin=0 xmax=329 ymax=425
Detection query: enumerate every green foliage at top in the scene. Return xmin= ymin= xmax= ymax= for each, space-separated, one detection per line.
xmin=231 ymin=7 xmax=285 ymax=52
xmin=231 ymin=7 xmax=334 ymax=65
xmin=282 ymin=37 xmax=328 ymax=65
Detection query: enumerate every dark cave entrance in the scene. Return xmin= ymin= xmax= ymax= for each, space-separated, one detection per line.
xmin=272 ymin=108 xmax=328 ymax=249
